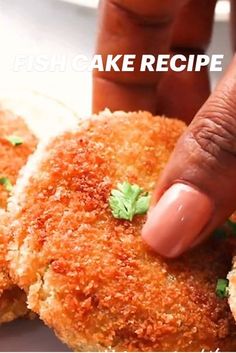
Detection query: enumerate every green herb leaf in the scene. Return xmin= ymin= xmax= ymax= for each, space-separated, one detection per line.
xmin=213 ymin=227 xmax=227 ymax=240
xmin=135 ymin=193 xmax=151 ymax=215
xmin=109 ymin=182 xmax=150 ymax=221
xmin=6 ymin=135 xmax=23 ymax=146
xmin=226 ymin=219 xmax=236 ymax=236
xmin=0 ymin=177 xmax=13 ymax=192
xmin=213 ymin=219 xmax=236 ymax=240
xmin=216 ymin=278 xmax=229 ymax=299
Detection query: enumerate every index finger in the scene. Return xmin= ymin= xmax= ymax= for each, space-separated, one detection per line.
xmin=93 ymin=0 xmax=184 ymax=114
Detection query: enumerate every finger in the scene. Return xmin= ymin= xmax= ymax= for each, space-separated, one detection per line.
xmin=142 ymin=55 xmax=236 ymax=258
xmin=156 ymin=67 xmax=210 ymax=124
xmin=93 ymin=0 xmax=184 ymax=114
xmin=156 ymin=0 xmax=217 ymax=124
xmin=231 ymin=0 xmax=236 ymax=51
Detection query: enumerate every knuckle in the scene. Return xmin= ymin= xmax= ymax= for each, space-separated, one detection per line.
xmin=191 ymin=101 xmax=236 ymax=166
xmin=110 ymin=0 xmax=175 ymax=26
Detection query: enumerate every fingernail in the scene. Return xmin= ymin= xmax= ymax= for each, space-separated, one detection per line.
xmin=142 ymin=183 xmax=213 ymax=258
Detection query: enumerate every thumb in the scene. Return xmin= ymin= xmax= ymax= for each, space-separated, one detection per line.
xmin=142 ymin=55 xmax=236 ymax=258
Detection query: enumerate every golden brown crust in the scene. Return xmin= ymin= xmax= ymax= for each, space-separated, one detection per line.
xmin=0 ymin=109 xmax=37 ymax=323
xmin=228 ymin=262 xmax=236 ymax=319
xmin=0 ymin=109 xmax=37 ymax=208
xmin=8 ymin=111 xmax=236 ymax=350
xmin=0 ymin=287 xmax=30 ymax=324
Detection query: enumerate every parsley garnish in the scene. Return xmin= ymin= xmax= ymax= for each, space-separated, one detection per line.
xmin=0 ymin=177 xmax=13 ymax=192
xmin=213 ymin=219 xmax=236 ymax=239
xmin=212 ymin=227 xmax=227 ymax=240
xmin=109 ymin=182 xmax=150 ymax=221
xmin=216 ymin=278 xmax=229 ymax=299
xmin=226 ymin=219 xmax=236 ymax=236
xmin=6 ymin=135 xmax=23 ymax=146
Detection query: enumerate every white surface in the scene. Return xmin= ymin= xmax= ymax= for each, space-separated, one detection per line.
xmin=0 ymin=0 xmax=97 ymax=117
xmin=0 ymin=319 xmax=70 ymax=352
xmin=1 ymin=89 xmax=80 ymax=140
xmin=62 ymin=0 xmax=99 ymax=9
xmin=216 ymin=0 xmax=231 ymax=21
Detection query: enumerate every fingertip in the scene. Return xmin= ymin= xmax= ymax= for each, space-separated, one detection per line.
xmin=142 ymin=183 xmax=213 ymax=258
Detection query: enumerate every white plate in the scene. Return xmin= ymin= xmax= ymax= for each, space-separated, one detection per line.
xmin=0 ymin=319 xmax=70 ymax=352
xmin=61 ymin=0 xmax=99 ymax=9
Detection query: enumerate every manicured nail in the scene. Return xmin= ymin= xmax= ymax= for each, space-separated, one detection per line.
xmin=142 ymin=183 xmax=213 ymax=258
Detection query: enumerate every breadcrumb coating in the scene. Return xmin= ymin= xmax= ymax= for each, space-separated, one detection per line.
xmin=0 ymin=109 xmax=37 ymax=208
xmin=0 ymin=109 xmax=37 ymax=323
xmin=8 ymin=111 xmax=236 ymax=350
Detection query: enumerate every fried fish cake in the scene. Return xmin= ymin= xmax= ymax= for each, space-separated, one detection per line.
xmin=0 ymin=109 xmax=37 ymax=208
xmin=8 ymin=110 xmax=236 ymax=350
xmin=0 ymin=109 xmax=37 ymax=324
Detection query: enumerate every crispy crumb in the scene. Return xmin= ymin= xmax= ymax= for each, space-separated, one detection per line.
xmin=0 ymin=109 xmax=37 ymax=208
xmin=0 ymin=109 xmax=37 ymax=323
xmin=8 ymin=111 xmax=236 ymax=350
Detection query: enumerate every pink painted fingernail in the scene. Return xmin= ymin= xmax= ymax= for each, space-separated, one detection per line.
xmin=142 ymin=183 xmax=213 ymax=258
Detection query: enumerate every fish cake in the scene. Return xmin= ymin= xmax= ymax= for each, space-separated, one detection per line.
xmin=0 ymin=109 xmax=37 ymax=324
xmin=8 ymin=110 xmax=236 ymax=350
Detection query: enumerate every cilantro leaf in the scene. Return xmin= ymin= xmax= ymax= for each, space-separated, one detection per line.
xmin=109 ymin=182 xmax=150 ymax=221
xmin=216 ymin=278 xmax=229 ymax=299
xmin=135 ymin=193 xmax=151 ymax=215
xmin=0 ymin=177 xmax=13 ymax=192
xmin=227 ymin=219 xmax=236 ymax=236
xmin=212 ymin=226 xmax=227 ymax=240
xmin=6 ymin=135 xmax=23 ymax=146
xmin=213 ymin=219 xmax=236 ymax=240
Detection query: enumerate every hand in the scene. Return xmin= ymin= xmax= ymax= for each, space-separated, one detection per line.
xmin=93 ymin=0 xmax=236 ymax=257
xmin=93 ymin=0 xmax=218 ymax=124
xmin=142 ymin=57 xmax=236 ymax=257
